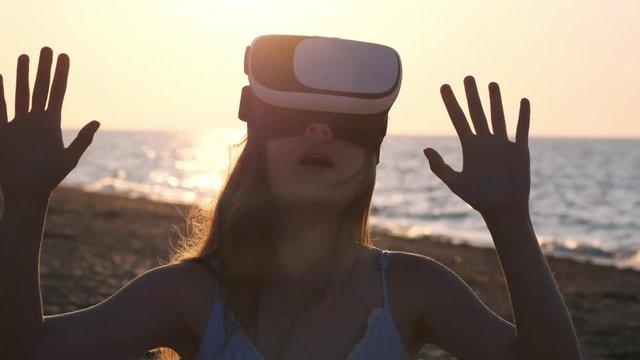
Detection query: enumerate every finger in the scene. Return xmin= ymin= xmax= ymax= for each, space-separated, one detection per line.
xmin=65 ymin=120 xmax=100 ymax=169
xmin=488 ymin=82 xmax=507 ymax=139
xmin=48 ymin=53 xmax=70 ymax=116
xmin=32 ymin=47 xmax=53 ymax=112
xmin=516 ymin=98 xmax=530 ymax=146
xmin=15 ymin=54 xmax=30 ymax=119
xmin=463 ymin=76 xmax=490 ymax=136
xmin=0 ymin=75 xmax=7 ymax=125
xmin=423 ymin=148 xmax=460 ymax=192
xmin=440 ymin=84 xmax=472 ymax=143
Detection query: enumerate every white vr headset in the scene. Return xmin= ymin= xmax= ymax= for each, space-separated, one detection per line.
xmin=240 ymin=34 xmax=402 ymax=115
xmin=238 ymin=35 xmax=403 ymax=162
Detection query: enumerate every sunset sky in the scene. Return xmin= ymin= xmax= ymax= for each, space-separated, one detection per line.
xmin=1 ymin=0 xmax=638 ymax=138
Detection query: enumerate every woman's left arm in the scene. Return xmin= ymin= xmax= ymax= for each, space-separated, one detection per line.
xmin=422 ymin=76 xmax=582 ymax=359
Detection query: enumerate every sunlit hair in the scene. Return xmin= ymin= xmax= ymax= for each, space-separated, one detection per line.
xmin=153 ymin=126 xmax=378 ymax=359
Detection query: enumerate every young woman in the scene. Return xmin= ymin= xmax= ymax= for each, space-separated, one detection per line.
xmin=0 ymin=37 xmax=581 ymax=360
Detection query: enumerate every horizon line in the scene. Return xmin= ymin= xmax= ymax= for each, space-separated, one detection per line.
xmin=59 ymin=127 xmax=640 ymax=140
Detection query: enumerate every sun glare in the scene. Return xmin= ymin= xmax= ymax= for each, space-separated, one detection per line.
xmin=181 ymin=127 xmax=247 ymax=204
xmin=222 ymin=0 xmax=272 ymax=11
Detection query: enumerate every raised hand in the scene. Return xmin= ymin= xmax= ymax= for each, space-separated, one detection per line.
xmin=0 ymin=47 xmax=100 ymax=199
xmin=424 ymin=76 xmax=531 ymax=217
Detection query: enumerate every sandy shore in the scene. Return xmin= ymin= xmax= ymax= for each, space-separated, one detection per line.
xmin=2 ymin=186 xmax=637 ymax=359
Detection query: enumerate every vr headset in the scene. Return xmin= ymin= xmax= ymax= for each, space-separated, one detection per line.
xmin=238 ymin=35 xmax=402 ymax=163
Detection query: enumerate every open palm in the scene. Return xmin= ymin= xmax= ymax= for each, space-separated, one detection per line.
xmin=0 ymin=47 xmax=99 ymax=198
xmin=424 ymin=76 xmax=531 ymax=217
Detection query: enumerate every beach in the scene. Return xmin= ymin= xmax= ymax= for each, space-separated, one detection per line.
xmin=4 ymin=186 xmax=637 ymax=359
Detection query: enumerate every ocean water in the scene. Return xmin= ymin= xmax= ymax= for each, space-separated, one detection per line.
xmin=61 ymin=130 xmax=640 ymax=270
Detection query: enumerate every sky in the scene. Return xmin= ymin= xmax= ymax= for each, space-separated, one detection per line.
xmin=1 ymin=0 xmax=639 ymax=138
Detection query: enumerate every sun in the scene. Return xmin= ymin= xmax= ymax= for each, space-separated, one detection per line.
xmin=222 ymin=0 xmax=272 ymax=10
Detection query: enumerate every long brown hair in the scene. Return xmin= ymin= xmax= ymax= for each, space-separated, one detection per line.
xmin=153 ymin=127 xmax=378 ymax=359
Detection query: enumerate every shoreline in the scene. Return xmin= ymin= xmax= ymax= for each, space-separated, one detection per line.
xmin=1 ymin=186 xmax=637 ymax=359
xmin=372 ymin=224 xmax=640 ymax=273
xmin=64 ymin=183 xmax=640 ymax=273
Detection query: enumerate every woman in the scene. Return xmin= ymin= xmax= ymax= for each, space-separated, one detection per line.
xmin=0 ymin=37 xmax=582 ymax=359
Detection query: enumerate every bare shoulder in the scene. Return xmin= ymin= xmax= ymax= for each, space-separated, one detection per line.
xmin=158 ymin=260 xmax=219 ymax=331
xmin=147 ymin=260 xmax=219 ymax=357
xmin=384 ymin=250 xmax=516 ymax=357
xmin=160 ymin=259 xmax=219 ymax=289
xmin=386 ymin=250 xmax=453 ymax=285
xmin=384 ymin=250 xmax=460 ymax=306
xmin=385 ymin=250 xmax=485 ymax=311
xmin=140 ymin=260 xmax=218 ymax=304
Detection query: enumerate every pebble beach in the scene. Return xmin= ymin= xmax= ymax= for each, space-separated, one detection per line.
xmin=3 ymin=186 xmax=637 ymax=359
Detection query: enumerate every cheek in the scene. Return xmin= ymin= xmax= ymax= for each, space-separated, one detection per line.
xmin=348 ymin=148 xmax=366 ymax=169
xmin=339 ymin=145 xmax=367 ymax=177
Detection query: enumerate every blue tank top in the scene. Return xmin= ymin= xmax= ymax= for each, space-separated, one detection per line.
xmin=195 ymin=250 xmax=409 ymax=360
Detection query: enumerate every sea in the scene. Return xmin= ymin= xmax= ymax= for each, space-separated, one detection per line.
xmin=60 ymin=129 xmax=640 ymax=270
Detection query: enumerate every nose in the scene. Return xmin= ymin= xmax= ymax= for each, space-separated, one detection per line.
xmin=304 ymin=122 xmax=332 ymax=140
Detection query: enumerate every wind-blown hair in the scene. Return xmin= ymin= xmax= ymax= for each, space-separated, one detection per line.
xmin=153 ymin=125 xmax=378 ymax=359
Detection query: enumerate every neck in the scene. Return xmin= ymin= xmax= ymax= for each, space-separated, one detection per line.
xmin=274 ymin=204 xmax=348 ymax=282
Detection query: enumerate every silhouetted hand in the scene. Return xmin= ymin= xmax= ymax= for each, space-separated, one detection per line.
xmin=0 ymin=47 xmax=99 ymax=199
xmin=424 ymin=76 xmax=531 ymax=217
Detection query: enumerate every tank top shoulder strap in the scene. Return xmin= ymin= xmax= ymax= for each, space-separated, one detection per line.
xmin=377 ymin=250 xmax=391 ymax=308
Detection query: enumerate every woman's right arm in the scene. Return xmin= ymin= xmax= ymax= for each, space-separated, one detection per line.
xmin=0 ymin=192 xmax=51 ymax=358
xmin=0 ymin=47 xmax=198 ymax=359
xmin=1 ymin=198 xmax=194 ymax=358
xmin=1 ymin=195 xmax=199 ymax=358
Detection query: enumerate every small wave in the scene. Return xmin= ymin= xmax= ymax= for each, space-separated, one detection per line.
xmin=371 ymin=206 xmax=471 ymax=221
xmin=64 ymin=178 xmax=208 ymax=205
xmin=370 ymin=219 xmax=640 ymax=271
xmin=538 ymin=237 xmax=640 ymax=270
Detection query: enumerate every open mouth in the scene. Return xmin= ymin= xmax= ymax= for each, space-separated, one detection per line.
xmin=297 ymin=153 xmax=335 ymax=168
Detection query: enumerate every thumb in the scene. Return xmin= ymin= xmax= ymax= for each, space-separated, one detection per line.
xmin=423 ymin=148 xmax=459 ymax=189
xmin=66 ymin=120 xmax=100 ymax=168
